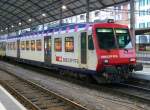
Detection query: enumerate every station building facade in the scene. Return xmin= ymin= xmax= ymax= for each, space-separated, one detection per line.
xmin=135 ymin=0 xmax=150 ymax=29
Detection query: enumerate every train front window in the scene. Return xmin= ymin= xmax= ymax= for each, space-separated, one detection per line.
xmin=96 ymin=28 xmax=116 ymax=49
xmin=115 ymin=29 xmax=132 ymax=49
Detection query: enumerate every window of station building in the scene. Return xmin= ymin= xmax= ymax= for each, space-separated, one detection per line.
xmin=139 ymin=0 xmax=145 ymax=6
xmin=31 ymin=40 xmax=35 ymax=51
xmin=138 ymin=35 xmax=150 ymax=51
xmin=54 ymin=38 xmax=62 ymax=52
xmin=88 ymin=35 xmax=94 ymax=50
xmin=80 ymin=14 xmax=85 ymax=20
xmin=65 ymin=37 xmax=74 ymax=52
xmin=36 ymin=39 xmax=42 ymax=51
xmin=148 ymin=22 xmax=150 ymax=27
xmin=26 ymin=41 xmax=30 ymax=50
xmin=139 ymin=23 xmax=145 ymax=28
xmin=139 ymin=10 xmax=146 ymax=16
xmin=21 ymin=41 xmax=25 ymax=50
xmin=148 ymin=0 xmax=150 ymax=5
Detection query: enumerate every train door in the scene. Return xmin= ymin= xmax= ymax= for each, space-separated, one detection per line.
xmin=44 ymin=36 xmax=51 ymax=64
xmin=80 ymin=32 xmax=87 ymax=68
xmin=17 ymin=40 xmax=20 ymax=58
xmin=87 ymin=32 xmax=97 ymax=70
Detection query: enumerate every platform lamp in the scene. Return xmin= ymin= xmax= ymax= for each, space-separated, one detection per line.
xmin=5 ymin=27 xmax=9 ymax=36
xmin=42 ymin=13 xmax=46 ymax=31
xmin=0 ymin=28 xmax=3 ymax=35
xmin=28 ymin=18 xmax=32 ymax=32
xmin=1 ymin=29 xmax=4 ymax=33
xmin=60 ymin=4 xmax=67 ymax=26
xmin=11 ymin=25 xmax=14 ymax=33
xmin=18 ymin=22 xmax=22 ymax=34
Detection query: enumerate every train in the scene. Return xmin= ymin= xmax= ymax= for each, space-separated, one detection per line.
xmin=0 ymin=20 xmax=143 ymax=83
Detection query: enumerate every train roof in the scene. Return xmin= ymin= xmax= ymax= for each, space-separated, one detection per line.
xmin=0 ymin=22 xmax=128 ymax=40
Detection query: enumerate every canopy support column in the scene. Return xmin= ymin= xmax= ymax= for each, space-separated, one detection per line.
xmin=130 ymin=0 xmax=135 ymax=47
xmin=86 ymin=0 xmax=90 ymax=23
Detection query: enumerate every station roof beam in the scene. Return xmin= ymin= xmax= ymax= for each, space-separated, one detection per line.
xmin=0 ymin=0 xmax=130 ymax=33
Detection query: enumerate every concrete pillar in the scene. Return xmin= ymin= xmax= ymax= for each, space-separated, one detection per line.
xmin=130 ymin=0 xmax=136 ymax=47
xmin=86 ymin=0 xmax=90 ymax=23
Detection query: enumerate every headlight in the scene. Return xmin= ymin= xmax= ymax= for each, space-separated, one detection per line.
xmin=130 ymin=58 xmax=136 ymax=62
xmin=104 ymin=59 xmax=109 ymax=64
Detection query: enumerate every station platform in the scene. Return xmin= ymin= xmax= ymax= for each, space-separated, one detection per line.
xmin=133 ymin=65 xmax=150 ymax=81
xmin=0 ymin=85 xmax=27 ymax=110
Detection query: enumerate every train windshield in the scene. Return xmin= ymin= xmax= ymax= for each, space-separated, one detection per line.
xmin=96 ymin=28 xmax=117 ymax=49
xmin=96 ymin=28 xmax=132 ymax=50
xmin=115 ymin=29 xmax=132 ymax=49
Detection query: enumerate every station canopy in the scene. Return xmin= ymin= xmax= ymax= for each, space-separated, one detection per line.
xmin=0 ymin=0 xmax=129 ymax=32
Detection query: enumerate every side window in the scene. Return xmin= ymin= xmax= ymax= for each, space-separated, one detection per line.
xmin=0 ymin=43 xmax=1 ymax=49
xmin=9 ymin=43 xmax=11 ymax=50
xmin=7 ymin=43 xmax=9 ymax=50
xmin=65 ymin=37 xmax=74 ymax=52
xmin=36 ymin=39 xmax=42 ymax=51
xmin=8 ymin=43 xmax=10 ymax=50
xmin=13 ymin=42 xmax=15 ymax=50
xmin=48 ymin=39 xmax=51 ymax=50
xmin=26 ymin=41 xmax=30 ymax=50
xmin=11 ymin=42 xmax=13 ymax=50
xmin=31 ymin=40 xmax=35 ymax=51
xmin=21 ymin=41 xmax=25 ymax=50
xmin=54 ymin=38 xmax=62 ymax=52
xmin=88 ymin=35 xmax=94 ymax=50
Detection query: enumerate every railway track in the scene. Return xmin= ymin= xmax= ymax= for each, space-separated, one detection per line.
xmin=0 ymin=60 xmax=149 ymax=109
xmin=111 ymin=82 xmax=150 ymax=104
xmin=0 ymin=69 xmax=88 ymax=110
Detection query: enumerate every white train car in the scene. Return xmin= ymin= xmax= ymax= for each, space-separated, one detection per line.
xmin=6 ymin=38 xmax=17 ymax=58
xmin=19 ymin=33 xmax=44 ymax=62
xmin=0 ymin=41 xmax=6 ymax=57
xmin=51 ymin=25 xmax=97 ymax=71
xmin=14 ymin=24 xmax=97 ymax=72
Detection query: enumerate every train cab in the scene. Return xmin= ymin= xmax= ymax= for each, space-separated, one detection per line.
xmin=92 ymin=20 xmax=143 ymax=81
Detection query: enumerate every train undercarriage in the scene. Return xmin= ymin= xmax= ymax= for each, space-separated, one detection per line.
xmin=93 ymin=64 xmax=143 ymax=83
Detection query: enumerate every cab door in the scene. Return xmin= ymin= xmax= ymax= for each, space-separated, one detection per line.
xmin=44 ymin=36 xmax=51 ymax=64
xmin=80 ymin=32 xmax=87 ymax=68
